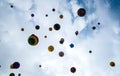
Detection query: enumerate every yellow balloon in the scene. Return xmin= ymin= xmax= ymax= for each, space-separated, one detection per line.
xmin=10 ymin=64 xmax=14 ymax=69
xmin=110 ymin=61 xmax=115 ymax=67
xmin=48 ymin=45 xmax=54 ymax=52
xmin=28 ymin=34 xmax=39 ymax=46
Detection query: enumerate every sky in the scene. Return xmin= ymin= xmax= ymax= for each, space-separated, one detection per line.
xmin=0 ymin=0 xmax=120 ymax=76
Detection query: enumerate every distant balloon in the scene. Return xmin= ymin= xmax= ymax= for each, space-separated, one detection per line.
xmin=52 ymin=8 xmax=56 ymax=12
xmin=44 ymin=35 xmax=47 ymax=38
xmin=59 ymin=38 xmax=64 ymax=44
xmin=28 ymin=34 xmax=39 ymax=46
xmin=89 ymin=50 xmax=92 ymax=53
xmin=70 ymin=43 xmax=74 ymax=48
xmin=10 ymin=62 xmax=20 ymax=69
xmin=39 ymin=65 xmax=42 ymax=68
xmin=92 ymin=26 xmax=96 ymax=30
xmin=10 ymin=5 xmax=14 ymax=8
xmin=75 ymin=31 xmax=79 ymax=36
xmin=18 ymin=73 xmax=21 ymax=76
xmin=110 ymin=61 xmax=115 ymax=67
xmin=59 ymin=51 xmax=64 ymax=57
xmin=49 ymin=27 xmax=53 ymax=31
xmin=21 ymin=28 xmax=24 ymax=31
xmin=70 ymin=67 xmax=76 ymax=73
xmin=9 ymin=73 xmax=15 ymax=76
xmin=77 ymin=8 xmax=86 ymax=17
xmin=35 ymin=25 xmax=40 ymax=30
xmin=31 ymin=13 xmax=34 ymax=17
xmin=59 ymin=14 xmax=64 ymax=19
xmin=45 ymin=14 xmax=48 ymax=17
xmin=53 ymin=23 xmax=61 ymax=31
xmin=48 ymin=45 xmax=54 ymax=52
xmin=13 ymin=62 xmax=20 ymax=69
xmin=98 ymin=22 xmax=100 ymax=25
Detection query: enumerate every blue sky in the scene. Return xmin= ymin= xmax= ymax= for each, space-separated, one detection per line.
xmin=0 ymin=0 xmax=120 ymax=76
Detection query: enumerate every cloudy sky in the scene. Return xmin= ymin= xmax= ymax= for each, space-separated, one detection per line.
xmin=0 ymin=0 xmax=120 ymax=76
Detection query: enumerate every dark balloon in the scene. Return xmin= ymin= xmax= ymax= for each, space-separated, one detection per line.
xmin=13 ymin=62 xmax=20 ymax=69
xmin=70 ymin=67 xmax=76 ymax=73
xmin=77 ymin=8 xmax=86 ymax=17
xmin=35 ymin=25 xmax=40 ymax=30
xmin=110 ymin=61 xmax=115 ymax=67
xmin=28 ymin=34 xmax=39 ymax=46
xmin=9 ymin=73 xmax=15 ymax=76
xmin=52 ymin=8 xmax=55 ymax=12
xmin=59 ymin=51 xmax=64 ymax=57
xmin=59 ymin=14 xmax=64 ymax=19
xmin=59 ymin=38 xmax=64 ymax=44
xmin=70 ymin=43 xmax=74 ymax=48
xmin=21 ymin=28 xmax=24 ymax=31
xmin=53 ymin=23 xmax=61 ymax=31
xmin=48 ymin=45 xmax=54 ymax=52
xmin=92 ymin=26 xmax=96 ymax=30
xmin=89 ymin=50 xmax=92 ymax=53
xmin=49 ymin=27 xmax=53 ymax=31
xmin=31 ymin=13 xmax=34 ymax=17
xmin=75 ymin=31 xmax=79 ymax=36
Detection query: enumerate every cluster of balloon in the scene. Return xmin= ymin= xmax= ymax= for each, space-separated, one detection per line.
xmin=17 ymin=5 xmax=104 ymax=74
